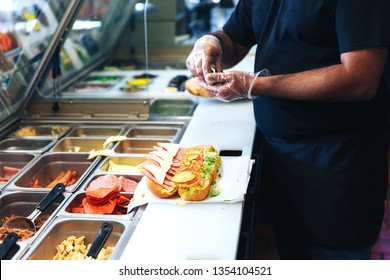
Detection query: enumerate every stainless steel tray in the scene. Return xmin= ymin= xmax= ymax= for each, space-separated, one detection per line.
xmin=57 ymin=172 xmax=143 ymax=219
xmin=125 ymin=126 xmax=179 ymax=141
xmin=51 ymin=137 xmax=109 ymax=153
xmin=9 ymin=153 xmax=96 ymax=192
xmin=0 ymin=138 xmax=56 ymax=153
xmin=113 ymin=138 xmax=171 ymax=154
xmin=9 ymin=125 xmax=71 ymax=138
xmin=98 ymin=155 xmax=147 ymax=173
xmin=123 ymin=121 xmax=188 ymax=144
xmin=0 ymin=190 xmax=70 ymax=252
xmin=0 ymin=153 xmax=38 ymax=190
xmin=22 ymin=217 xmax=128 ymax=260
xmin=150 ymin=99 xmax=197 ymax=116
xmin=67 ymin=125 xmax=125 ymax=137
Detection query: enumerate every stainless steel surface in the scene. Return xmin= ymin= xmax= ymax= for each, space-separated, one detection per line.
xmin=114 ymin=138 xmax=171 ymax=154
xmin=0 ymin=138 xmax=55 ymax=153
xmin=51 ymin=137 xmax=108 ymax=152
xmin=67 ymin=126 xmax=124 ymax=137
xmin=23 ymin=218 xmax=127 ymax=260
xmin=11 ymin=153 xmax=96 ymax=192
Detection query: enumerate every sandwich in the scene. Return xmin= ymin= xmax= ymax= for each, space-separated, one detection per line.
xmin=139 ymin=143 xmax=221 ymax=201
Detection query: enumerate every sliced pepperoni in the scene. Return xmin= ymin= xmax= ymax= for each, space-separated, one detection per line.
xmin=71 ymin=207 xmax=85 ymax=214
xmin=116 ymin=195 xmax=131 ymax=208
xmin=82 ymin=197 xmax=116 ymax=214
xmin=86 ymin=187 xmax=119 ymax=203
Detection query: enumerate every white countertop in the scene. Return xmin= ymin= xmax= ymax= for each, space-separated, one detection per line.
xmin=120 ymin=98 xmax=257 ymax=260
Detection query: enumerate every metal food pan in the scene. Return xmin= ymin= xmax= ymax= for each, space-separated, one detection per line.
xmin=23 ymin=218 xmax=127 ymax=260
xmin=0 ymin=138 xmax=55 ymax=153
xmin=57 ymin=173 xmax=142 ymax=218
xmin=113 ymin=138 xmax=171 ymax=154
xmin=9 ymin=125 xmax=70 ymax=138
xmin=10 ymin=153 xmax=95 ymax=192
xmin=51 ymin=137 xmax=107 ymax=153
xmin=67 ymin=126 xmax=124 ymax=137
xmin=0 ymin=191 xmax=69 ymax=249
xmin=150 ymin=99 xmax=197 ymax=116
xmin=125 ymin=127 xmax=178 ymax=140
xmin=0 ymin=153 xmax=37 ymax=188
xmin=98 ymin=156 xmax=147 ymax=173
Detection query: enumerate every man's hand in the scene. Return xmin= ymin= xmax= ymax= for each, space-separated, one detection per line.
xmin=186 ymin=35 xmax=223 ymax=82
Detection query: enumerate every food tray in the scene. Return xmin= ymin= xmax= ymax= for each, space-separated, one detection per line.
xmin=0 ymin=153 xmax=37 ymax=189
xmin=9 ymin=153 xmax=96 ymax=192
xmin=0 ymin=190 xmax=70 ymax=250
xmin=150 ymin=99 xmax=197 ymax=116
xmin=57 ymin=172 xmax=142 ymax=219
xmin=0 ymin=138 xmax=56 ymax=153
xmin=9 ymin=125 xmax=71 ymax=138
xmin=22 ymin=218 xmax=129 ymax=260
xmin=125 ymin=126 xmax=179 ymax=141
xmin=50 ymin=137 xmax=108 ymax=152
xmin=98 ymin=155 xmax=147 ymax=173
xmin=67 ymin=125 xmax=125 ymax=137
xmin=113 ymin=138 xmax=171 ymax=154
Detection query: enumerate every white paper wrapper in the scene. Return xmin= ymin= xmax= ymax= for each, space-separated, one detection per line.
xmin=127 ymin=155 xmax=254 ymax=213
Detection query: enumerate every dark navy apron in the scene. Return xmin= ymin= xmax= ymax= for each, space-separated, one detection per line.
xmin=259 ymin=129 xmax=388 ymax=258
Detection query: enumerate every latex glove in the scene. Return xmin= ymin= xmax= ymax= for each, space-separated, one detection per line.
xmin=196 ymin=69 xmax=271 ymax=102
xmin=186 ymin=35 xmax=223 ymax=82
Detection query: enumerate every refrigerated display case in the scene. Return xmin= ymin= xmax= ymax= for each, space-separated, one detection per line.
xmin=0 ymin=0 xmax=258 ymax=260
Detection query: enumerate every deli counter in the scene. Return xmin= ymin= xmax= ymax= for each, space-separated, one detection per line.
xmin=0 ymin=0 xmax=260 ymax=260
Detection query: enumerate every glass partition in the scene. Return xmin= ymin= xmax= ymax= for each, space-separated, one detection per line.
xmin=0 ymin=0 xmax=72 ymax=123
xmin=36 ymin=0 xmax=137 ymax=98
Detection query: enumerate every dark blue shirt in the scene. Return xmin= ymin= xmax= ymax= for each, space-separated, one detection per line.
xmin=223 ymin=0 xmax=390 ymax=140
